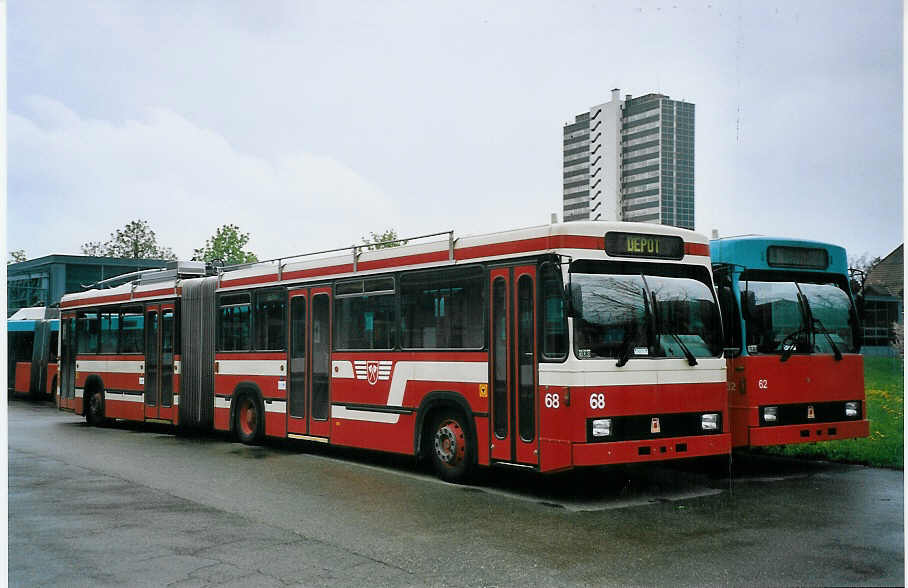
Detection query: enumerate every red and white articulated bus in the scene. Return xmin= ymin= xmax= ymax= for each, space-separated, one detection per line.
xmin=59 ymin=221 xmax=730 ymax=482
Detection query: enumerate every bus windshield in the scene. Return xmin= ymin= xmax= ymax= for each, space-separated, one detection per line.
xmin=742 ymin=279 xmax=857 ymax=354
xmin=572 ymin=273 xmax=722 ymax=360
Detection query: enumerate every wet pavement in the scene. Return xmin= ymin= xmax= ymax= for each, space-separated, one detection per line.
xmin=8 ymin=399 xmax=904 ymax=586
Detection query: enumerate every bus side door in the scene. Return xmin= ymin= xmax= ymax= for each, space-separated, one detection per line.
xmin=489 ymin=265 xmax=539 ymax=466
xmin=144 ymin=303 xmax=175 ymax=421
xmin=286 ymin=286 xmax=332 ymax=440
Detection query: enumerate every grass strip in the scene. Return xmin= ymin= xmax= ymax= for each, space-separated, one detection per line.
xmin=763 ymin=356 xmax=903 ymax=468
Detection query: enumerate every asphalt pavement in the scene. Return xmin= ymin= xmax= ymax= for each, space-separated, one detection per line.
xmin=8 ymin=399 xmax=904 ymax=586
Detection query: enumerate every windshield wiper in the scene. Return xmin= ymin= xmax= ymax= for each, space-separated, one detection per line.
xmin=651 ymin=291 xmax=697 ymax=366
xmin=615 ymin=335 xmax=634 ymax=367
xmin=616 ymin=284 xmax=650 ymax=368
xmin=780 ymin=287 xmax=814 ymax=363
xmin=812 ymin=317 xmax=843 ymax=361
xmin=778 ymin=327 xmax=811 ymax=362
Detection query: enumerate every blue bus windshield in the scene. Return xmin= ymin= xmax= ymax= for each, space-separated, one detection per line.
xmin=742 ymin=279 xmax=856 ymax=354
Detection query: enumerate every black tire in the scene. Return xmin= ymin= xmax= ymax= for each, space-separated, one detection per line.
xmin=85 ymin=390 xmax=105 ymax=426
xmin=49 ymin=375 xmax=58 ymax=404
xmin=234 ymin=393 xmax=264 ymax=444
xmin=428 ymin=410 xmax=475 ymax=484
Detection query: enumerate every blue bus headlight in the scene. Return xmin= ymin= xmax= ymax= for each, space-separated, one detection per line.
xmin=701 ymin=413 xmax=719 ymax=431
xmin=763 ymin=406 xmax=778 ymax=422
xmin=592 ymin=419 xmax=612 ymax=437
xmin=845 ymin=402 xmax=859 ymax=418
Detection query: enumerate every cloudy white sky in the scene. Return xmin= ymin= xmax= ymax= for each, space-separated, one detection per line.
xmin=6 ymin=1 xmax=903 ymax=262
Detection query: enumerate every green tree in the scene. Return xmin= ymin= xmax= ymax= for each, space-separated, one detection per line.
xmin=81 ymin=219 xmax=177 ymax=260
xmin=361 ymin=229 xmax=407 ymax=251
xmin=7 ymin=249 xmax=27 ymax=264
xmin=192 ymin=224 xmax=258 ymax=265
xmin=80 ymin=241 xmax=105 ymax=256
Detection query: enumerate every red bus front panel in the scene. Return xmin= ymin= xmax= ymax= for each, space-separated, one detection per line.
xmin=538 ymin=358 xmax=731 ymax=472
xmin=727 ymin=354 xmax=868 ymax=448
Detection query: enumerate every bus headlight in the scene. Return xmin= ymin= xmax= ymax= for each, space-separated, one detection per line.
xmin=845 ymin=402 xmax=859 ymax=418
xmin=701 ymin=413 xmax=719 ymax=431
xmin=763 ymin=406 xmax=778 ymax=422
xmin=592 ymin=419 xmax=612 ymax=437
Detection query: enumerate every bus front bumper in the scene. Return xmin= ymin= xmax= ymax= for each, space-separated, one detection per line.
xmin=572 ymin=433 xmax=731 ymax=466
xmin=748 ymin=419 xmax=869 ymax=447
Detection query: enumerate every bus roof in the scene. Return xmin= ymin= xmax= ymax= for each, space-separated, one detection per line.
xmin=709 ymin=236 xmax=848 ymax=275
xmin=61 ymin=221 xmax=713 ymax=309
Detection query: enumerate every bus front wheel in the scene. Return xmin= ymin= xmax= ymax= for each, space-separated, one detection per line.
xmin=429 ymin=410 xmax=474 ymax=484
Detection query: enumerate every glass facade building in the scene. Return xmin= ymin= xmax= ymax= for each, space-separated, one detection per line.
xmin=563 ymin=90 xmax=695 ymax=230
xmin=7 ymin=255 xmax=170 ymax=316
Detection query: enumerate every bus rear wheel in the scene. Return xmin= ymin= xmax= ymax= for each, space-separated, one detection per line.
xmin=235 ymin=394 xmax=264 ymax=445
xmin=429 ymin=411 xmax=474 ymax=484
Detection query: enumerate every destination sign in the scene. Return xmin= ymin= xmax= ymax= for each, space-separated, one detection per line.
xmin=604 ymin=232 xmax=684 ymax=260
xmin=766 ymin=245 xmax=829 ymax=270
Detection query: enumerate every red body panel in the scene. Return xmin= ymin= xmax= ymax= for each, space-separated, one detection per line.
xmin=574 ymin=433 xmax=731 ymax=465
xmin=748 ymin=420 xmax=869 ymax=446
xmin=47 ymin=363 xmax=58 ymax=397
xmin=538 ymin=381 xmax=729 ymax=470
xmin=14 ymin=362 xmax=30 ymax=394
xmin=727 ymin=354 xmax=867 ymax=448
xmin=330 ymin=414 xmax=418 ymax=455
xmin=105 ymin=398 xmax=145 ymax=421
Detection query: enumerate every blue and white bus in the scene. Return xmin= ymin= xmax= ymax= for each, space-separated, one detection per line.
xmin=7 ymin=307 xmax=60 ymax=400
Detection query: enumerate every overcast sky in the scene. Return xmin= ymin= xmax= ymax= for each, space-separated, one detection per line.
xmin=7 ymin=1 xmax=903 ymax=263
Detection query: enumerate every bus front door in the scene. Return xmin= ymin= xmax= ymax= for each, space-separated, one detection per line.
xmin=489 ymin=265 xmax=539 ymax=466
xmin=287 ymin=287 xmax=332 ymax=440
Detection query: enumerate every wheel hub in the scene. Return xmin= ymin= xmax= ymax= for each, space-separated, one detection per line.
xmin=433 ymin=421 xmax=465 ymax=466
xmin=240 ymin=400 xmax=256 ymax=435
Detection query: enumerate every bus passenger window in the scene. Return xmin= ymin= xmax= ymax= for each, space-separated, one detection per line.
xmin=254 ymin=290 xmax=286 ymax=351
xmin=218 ymin=294 xmax=251 ymax=351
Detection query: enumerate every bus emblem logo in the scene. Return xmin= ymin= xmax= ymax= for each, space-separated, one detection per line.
xmin=807 ymin=405 xmax=815 ymax=420
xmin=367 ymin=361 xmax=380 ymax=385
xmin=651 ymin=418 xmax=661 ymax=434
xmin=354 ymin=360 xmax=393 ymax=385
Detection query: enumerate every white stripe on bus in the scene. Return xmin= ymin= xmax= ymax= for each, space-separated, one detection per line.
xmin=77 ymin=360 xmax=144 ymax=374
xmin=216 ymin=359 xmax=285 ymax=376
xmin=538 ymin=357 xmax=726 ymax=387
xmin=105 ymin=392 xmax=145 ymax=403
xmin=264 ymin=400 xmax=286 ymax=414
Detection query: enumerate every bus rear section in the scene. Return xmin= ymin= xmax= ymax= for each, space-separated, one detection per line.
xmin=7 ymin=307 xmax=59 ymax=400
xmin=711 ymin=237 xmax=869 ymax=448
xmin=58 ymin=270 xmax=190 ymax=426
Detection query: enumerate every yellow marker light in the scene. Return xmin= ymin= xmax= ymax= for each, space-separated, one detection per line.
xmin=479 ymin=384 xmax=488 ymax=398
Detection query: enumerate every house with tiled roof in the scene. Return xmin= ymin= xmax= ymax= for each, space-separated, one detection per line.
xmin=861 ymin=244 xmax=903 ymax=353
